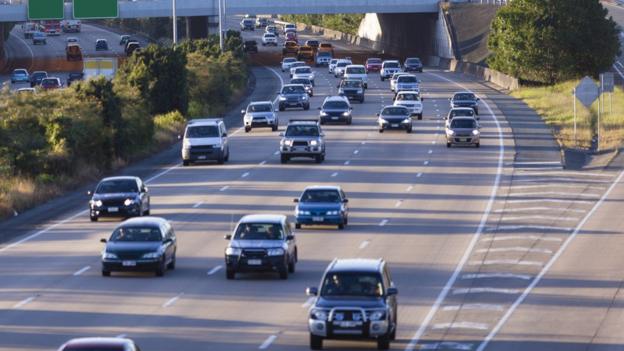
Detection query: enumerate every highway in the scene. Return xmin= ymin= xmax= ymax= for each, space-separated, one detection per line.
xmin=604 ymin=1 xmax=624 ymax=81
xmin=0 ymin=13 xmax=623 ymax=351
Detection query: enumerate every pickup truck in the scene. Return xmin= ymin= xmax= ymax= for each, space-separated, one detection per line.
xmin=297 ymin=46 xmax=315 ymax=63
xmin=282 ymin=41 xmax=300 ymax=57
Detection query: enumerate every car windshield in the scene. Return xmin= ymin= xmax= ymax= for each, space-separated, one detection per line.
xmin=406 ymin=58 xmax=421 ymax=64
xmin=382 ymin=107 xmax=408 ymax=116
xmin=291 ymin=79 xmax=311 ymax=85
xmin=330 ymin=59 xmax=338 ymax=64
xmin=41 ymin=79 xmax=59 ymax=87
xmin=454 ymin=93 xmax=476 ymax=100
xmin=321 ymin=272 xmax=384 ymax=297
xmin=397 ymin=94 xmax=419 ymax=101
xmin=398 ymin=76 xmax=418 ymax=83
xmin=451 ymin=119 xmax=477 ymax=129
xmin=323 ymin=101 xmax=349 ymax=109
xmin=248 ymin=104 xmax=272 ymax=112
xmin=295 ymin=67 xmax=311 ymax=74
xmin=307 ymin=41 xmax=319 ymax=45
xmin=301 ymin=189 xmax=341 ymax=203
xmin=318 ymin=52 xmax=331 ymax=57
xmin=32 ymin=72 xmax=47 ymax=78
xmin=342 ymin=80 xmax=362 ymax=88
xmin=14 ymin=70 xmax=27 ymax=75
xmin=264 ymin=34 xmax=275 ymax=38
xmin=384 ymin=62 xmax=399 ymax=68
xmin=368 ymin=58 xmax=382 ymax=64
xmin=337 ymin=62 xmax=349 ymax=67
xmin=63 ymin=346 xmax=126 ymax=351
xmin=96 ymin=179 xmax=138 ymax=194
xmin=450 ymin=109 xmax=474 ymax=118
xmin=346 ymin=67 xmax=366 ymax=74
xmin=234 ymin=223 xmax=284 ymax=240
xmin=110 ymin=226 xmax=162 ymax=242
xmin=285 ymin=125 xmax=319 ymax=137
xmin=282 ymin=86 xmax=305 ymax=94
xmin=283 ymin=58 xmax=296 ymax=63
xmin=186 ymin=125 xmax=219 ymax=138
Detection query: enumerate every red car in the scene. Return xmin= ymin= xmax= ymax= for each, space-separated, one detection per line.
xmin=366 ymin=57 xmax=383 ymax=72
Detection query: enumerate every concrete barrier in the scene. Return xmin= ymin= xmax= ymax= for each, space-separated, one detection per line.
xmin=443 ymin=58 xmax=518 ymax=90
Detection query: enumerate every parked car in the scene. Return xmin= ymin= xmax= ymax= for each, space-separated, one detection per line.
xmin=319 ymin=96 xmax=352 ymax=125
xmin=32 ymin=31 xmax=47 ymax=45
xmin=446 ymin=116 xmax=481 ymax=148
xmin=88 ymin=176 xmax=151 ymax=222
xmin=95 ymin=39 xmax=109 ymax=51
xmin=58 ymin=338 xmax=142 ymax=351
xmin=10 ymin=68 xmax=29 ymax=84
xmin=377 ymin=105 xmax=413 ymax=133
xmin=29 ymin=71 xmax=48 ymax=87
xmin=181 ymin=118 xmax=230 ymax=166
xmin=242 ymin=101 xmax=279 ymax=132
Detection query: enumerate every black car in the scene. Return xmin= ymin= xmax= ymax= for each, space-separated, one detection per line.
xmin=58 ymin=337 xmax=141 ymax=351
xmin=403 ymin=57 xmax=423 ymax=72
xmin=88 ymin=176 xmax=151 ymax=222
xmin=95 ymin=39 xmax=109 ymax=51
xmin=224 ymin=214 xmax=298 ymax=280
xmin=306 ymin=259 xmax=398 ymax=350
xmin=338 ymin=78 xmax=365 ymax=103
xmin=319 ymin=96 xmax=352 ymax=125
xmin=449 ymin=91 xmax=480 ymax=115
xmin=244 ymin=40 xmax=258 ymax=53
xmin=29 ymin=71 xmax=48 ymax=87
xmin=66 ymin=72 xmax=84 ymax=87
xmin=100 ymin=217 xmax=177 ymax=277
xmin=125 ymin=41 xmax=140 ymax=56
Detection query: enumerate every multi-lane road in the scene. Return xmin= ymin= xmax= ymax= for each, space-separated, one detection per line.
xmin=1 ymin=13 xmax=624 ymax=351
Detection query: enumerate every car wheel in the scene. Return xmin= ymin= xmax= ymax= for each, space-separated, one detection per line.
xmin=167 ymin=253 xmax=176 ymax=270
xmin=224 ymin=149 xmax=230 ymax=162
xmin=418 ymin=114 xmax=423 ymax=120
xmin=272 ymin=124 xmax=278 ymax=132
xmin=183 ymin=160 xmax=190 ymax=166
xmin=364 ymin=83 xmax=368 ymax=89
xmin=304 ymin=104 xmax=310 ymax=111
xmin=90 ymin=215 xmax=98 ymax=222
xmin=310 ymin=335 xmax=323 ymax=350
xmin=280 ymin=155 xmax=289 ymax=164
xmin=245 ymin=126 xmax=251 ymax=133
xmin=360 ymin=98 xmax=365 ymax=103
xmin=346 ymin=118 xmax=352 ymax=125
xmin=377 ymin=335 xmax=391 ymax=350
xmin=288 ymin=256 xmax=296 ymax=273
xmin=475 ymin=108 xmax=479 ymax=115
xmin=144 ymin=208 xmax=150 ymax=216
xmin=295 ymin=223 xmax=302 ymax=229
xmin=279 ymin=105 xmax=285 ymax=112
xmin=279 ymin=266 xmax=288 ymax=279
xmin=380 ymin=77 xmax=385 ymax=81
xmin=447 ymin=142 xmax=451 ymax=148
xmin=217 ymin=153 xmax=225 ymax=165
xmin=102 ymin=270 xmax=111 ymax=277
xmin=155 ymin=259 xmax=166 ymax=277
xmin=379 ymin=129 xmax=384 ymax=133
xmin=338 ymin=223 xmax=345 ymax=230
xmin=406 ymin=127 xmax=412 ymax=134
xmin=315 ymin=155 xmax=323 ymax=163
xmin=226 ymin=269 xmax=235 ymax=280
xmin=476 ymin=142 xmax=480 ymax=148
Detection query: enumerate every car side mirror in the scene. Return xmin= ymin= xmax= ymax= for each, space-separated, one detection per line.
xmin=142 ymin=186 xmax=148 ymax=193
xmin=477 ymin=117 xmax=481 ymax=121
xmin=222 ymin=132 xmax=227 ymax=137
xmin=286 ymin=235 xmax=295 ymax=241
xmin=320 ymin=133 xmax=325 ymax=137
xmin=306 ymin=287 xmax=318 ymax=296
xmin=476 ymin=98 xmax=480 ymax=101
xmin=448 ymin=98 xmax=452 ymax=101
xmin=293 ymin=198 xmax=299 ymax=203
xmin=224 ymin=234 xmax=232 ymax=240
xmin=387 ymin=287 xmax=398 ymax=296
xmin=376 ymin=113 xmax=380 ymax=116
xmin=163 ymin=238 xmax=173 ymax=244
xmin=100 ymin=238 xmax=107 ymax=243
xmin=421 ymin=97 xmax=424 ymax=101
xmin=343 ymin=199 xmax=349 ymax=203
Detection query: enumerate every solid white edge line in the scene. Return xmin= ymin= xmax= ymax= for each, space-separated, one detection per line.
xmin=405 ymin=72 xmax=504 ymax=351
xmin=73 ymin=265 xmax=91 ymax=276
xmin=475 ymin=169 xmax=624 ymax=351
xmin=259 ymin=334 xmax=278 ymax=350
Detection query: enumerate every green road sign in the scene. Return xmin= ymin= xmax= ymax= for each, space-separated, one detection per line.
xmin=74 ymin=0 xmax=118 ymax=19
xmin=28 ymin=0 xmax=64 ymax=20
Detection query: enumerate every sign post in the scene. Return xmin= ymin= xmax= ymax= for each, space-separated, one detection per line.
xmin=574 ymin=76 xmax=600 ymax=147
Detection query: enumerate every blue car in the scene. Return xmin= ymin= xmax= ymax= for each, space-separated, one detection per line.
xmin=294 ymin=186 xmax=349 ymax=230
xmin=11 ymin=69 xmax=30 ymax=84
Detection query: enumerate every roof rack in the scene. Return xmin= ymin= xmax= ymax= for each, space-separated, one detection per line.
xmin=288 ymin=119 xmax=319 ymax=123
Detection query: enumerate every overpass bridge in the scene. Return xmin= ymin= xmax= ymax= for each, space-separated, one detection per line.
xmin=0 ymin=0 xmax=439 ymax=22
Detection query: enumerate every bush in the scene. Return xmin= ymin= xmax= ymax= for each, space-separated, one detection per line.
xmin=154 ymin=110 xmax=186 ymax=146
xmin=281 ymin=14 xmax=364 ymax=35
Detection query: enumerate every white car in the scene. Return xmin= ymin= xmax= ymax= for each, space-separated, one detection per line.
xmin=262 ymin=33 xmax=278 ymax=46
xmin=395 ymin=74 xmax=420 ymax=94
xmin=343 ymin=64 xmax=368 ymax=89
xmin=242 ymin=101 xmax=279 ymax=132
xmin=281 ymin=57 xmax=297 ymax=72
xmin=393 ymin=91 xmax=423 ymax=120
xmin=380 ymin=60 xmax=402 ymax=81
xmin=333 ymin=59 xmax=352 ymax=78
xmin=445 ymin=107 xmax=477 ymax=127
xmin=289 ymin=61 xmax=307 ymax=77
xmin=328 ymin=59 xmax=339 ymax=74
xmin=284 ymin=23 xmax=297 ymax=32
xmin=292 ymin=66 xmax=315 ymax=85
xmin=181 ymin=119 xmax=230 ymax=165
xmin=390 ymin=72 xmax=410 ymax=92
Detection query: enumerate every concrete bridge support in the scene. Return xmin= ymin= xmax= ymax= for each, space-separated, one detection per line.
xmin=185 ymin=15 xmax=219 ymax=39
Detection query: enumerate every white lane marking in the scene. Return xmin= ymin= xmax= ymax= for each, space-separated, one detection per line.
xmin=274 ymin=151 xmax=280 ymax=155
xmin=267 ymin=67 xmax=285 ymax=105
xmin=418 ymin=342 xmax=473 ymax=350
xmin=116 ymin=334 xmax=127 ymax=338
xmin=361 ymin=141 xmax=366 ymax=145
xmin=220 ymin=185 xmax=230 ymax=191
xmin=14 ymin=296 xmax=37 ymax=309
xmin=417 ymin=172 xmax=423 ymax=177
xmin=507 ymin=199 xmax=592 ymax=205
xmin=481 ymin=235 xmax=562 ymax=242
xmin=431 ymin=140 xmax=436 ymax=144
xmin=511 ymin=184 xmax=604 ymax=191
xmin=359 ymin=240 xmax=370 ymax=250
xmin=73 ymin=266 xmax=91 ymax=276
xmin=511 ymin=161 xmax=562 ymax=166
xmin=517 ymin=171 xmax=612 ymax=178
xmin=489 ymin=225 xmax=572 ymax=232
xmin=469 ymin=259 xmax=543 ymax=267
xmin=428 ymin=150 xmax=433 ymax=154
xmin=353 ymin=150 xmax=359 ymax=155
xmin=475 ymin=247 xmax=552 ymax=254
xmin=405 ymin=72 xmax=505 ymax=351
xmin=495 ymin=206 xmax=586 ymax=214
xmin=302 ymin=297 xmax=315 ymax=308
xmin=344 ymin=160 xmax=350 ymax=165
xmin=331 ymin=172 xmax=338 ymax=177
xmin=145 ymin=163 xmax=182 ymax=183
xmin=193 ymin=201 xmax=204 ymax=209
xmin=259 ymin=161 xmax=267 ymax=166
xmin=259 ymin=335 xmax=278 ymax=350
xmin=163 ymin=293 xmax=183 ymax=308
xmin=476 ymin=169 xmax=624 ymax=351
xmin=443 ymin=304 xmax=504 ymax=312
xmin=511 ymin=192 xmax=600 ymax=198
xmin=453 ymin=287 xmax=521 ymax=295
xmin=395 ymin=200 xmax=403 ymax=208
xmin=461 ymin=273 xmax=533 ymax=280
xmin=241 ymin=172 xmax=250 ymax=178
xmin=423 ymin=160 xmax=429 ymax=165
xmin=406 ymin=185 xmax=414 ymax=192
xmin=501 ymin=215 xmax=578 ymax=222
xmin=432 ymin=322 xmax=489 ymax=331
xmin=207 ymin=265 xmax=223 ymax=276
xmin=379 ymin=219 xmax=389 ymax=226
xmin=516 ymin=177 xmax=610 ymax=184
xmin=613 ymin=63 xmax=624 ymax=80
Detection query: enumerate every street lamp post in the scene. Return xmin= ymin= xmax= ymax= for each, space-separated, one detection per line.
xmin=172 ymin=0 xmax=178 ymax=44
xmin=218 ymin=0 xmax=224 ymax=51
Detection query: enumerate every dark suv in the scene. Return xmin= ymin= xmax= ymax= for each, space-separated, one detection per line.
xmin=338 ymin=79 xmax=365 ymax=103
xmin=449 ymin=91 xmax=480 ymax=115
xmin=319 ymin=96 xmax=352 ymax=125
xmin=277 ymin=84 xmax=310 ymax=111
xmin=306 ymin=259 xmax=398 ymax=350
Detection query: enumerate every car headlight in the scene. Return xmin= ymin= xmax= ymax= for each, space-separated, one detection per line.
xmin=311 ymin=309 xmax=328 ymax=321
xmin=102 ymin=252 xmax=118 ymax=260
xmin=473 ymin=129 xmax=480 ymax=135
xmin=403 ymin=118 xmax=411 ymax=124
xmin=226 ymin=247 xmax=242 ymax=256
xmin=279 ymin=96 xmax=287 ymax=101
xmin=320 ymin=112 xmax=328 ymax=117
xmin=124 ymin=198 xmax=135 ymax=207
xmin=368 ymin=310 xmax=386 ymax=321
xmin=283 ymin=139 xmax=293 ymax=146
xmin=342 ymin=112 xmax=350 ymax=117
xmin=357 ymin=89 xmax=363 ymax=93
xmin=380 ymin=118 xmax=388 ymax=124
xmin=92 ymin=200 xmax=103 ymax=207
xmin=302 ymin=95 xmax=308 ymax=101
xmin=326 ymin=210 xmax=339 ymax=215
xmin=447 ymin=129 xmax=455 ymax=135
xmin=310 ymin=140 xmax=318 ymax=146
xmin=297 ymin=210 xmax=311 ymax=216
xmin=267 ymin=248 xmax=285 ymax=256
xmin=142 ymin=251 xmax=161 ymax=259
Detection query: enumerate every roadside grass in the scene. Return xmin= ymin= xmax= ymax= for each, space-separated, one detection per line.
xmin=512 ymin=81 xmax=624 ymax=150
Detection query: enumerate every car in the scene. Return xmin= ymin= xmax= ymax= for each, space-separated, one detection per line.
xmin=377 ymin=105 xmax=412 ymax=133
xmin=244 ymin=40 xmax=258 ymax=53
xmin=280 ymin=119 xmax=325 ymax=163
xmin=389 ymin=72 xmax=409 ymax=92
xmin=66 ymin=36 xmax=79 ymax=44
xmin=289 ymin=61 xmax=307 ymax=77
xmin=294 ymin=186 xmax=348 ymax=229
xmin=284 ymin=23 xmax=297 ymax=32
xmin=315 ymin=51 xmax=332 ymax=67
xmin=446 ymin=116 xmax=480 ymax=148
xmin=297 ymin=45 xmax=315 ymax=62
xmin=11 ymin=69 xmax=30 ymax=84
xmin=305 ymin=40 xmax=320 ymax=51
xmin=319 ymin=96 xmax=352 ymax=125
xmin=224 ymin=214 xmax=297 ymax=280
xmin=262 ymin=33 xmax=278 ymax=46
xmin=318 ymin=42 xmax=334 ymax=56
xmin=394 ymin=74 xmax=420 ymax=94
xmin=285 ymin=31 xmax=298 ymax=43
xmin=281 ymin=57 xmax=298 ymax=72
xmin=266 ymin=25 xmax=279 ymax=36
xmin=32 ymin=31 xmax=47 ymax=45
xmin=306 ymin=258 xmax=398 ymax=350
xmin=40 ymin=77 xmax=62 ymax=90
xmin=366 ymin=57 xmax=383 ymax=72
xmin=277 ymin=84 xmax=310 ymax=111
xmin=66 ymin=43 xmax=83 ymax=61
xmin=240 ymin=18 xmax=255 ymax=31
xmin=256 ymin=17 xmax=269 ymax=28
xmin=119 ymin=34 xmax=132 ymax=46
xmin=338 ymin=78 xmax=365 ymax=103
xmin=16 ymin=87 xmax=36 ymax=94
xmin=403 ymin=57 xmax=423 ymax=72
xmin=283 ymin=41 xmax=300 ymax=57
xmin=291 ymin=77 xmax=314 ymax=97
xmin=328 ymin=59 xmax=339 ymax=74
xmin=125 ymin=41 xmax=140 ymax=56
xmin=292 ymin=66 xmax=315 ymax=85
xmin=66 ymin=72 xmax=84 ymax=87
xmin=29 ymin=71 xmax=47 ymax=87
xmin=393 ymin=91 xmax=423 ymax=120
xmin=95 ymin=38 xmax=109 ymax=51
xmin=450 ymin=91 xmax=480 ymax=115
xmin=333 ymin=59 xmax=353 ymax=78
xmin=244 ymin=14 xmax=257 ymax=19
xmin=61 ymin=19 xmax=81 ymax=33
xmin=380 ymin=60 xmax=401 ymax=81
xmin=242 ymin=101 xmax=279 ymax=132
xmin=58 ymin=337 xmax=142 ymax=351
xmin=181 ymin=118 xmax=230 ymax=165
xmin=100 ymin=217 xmax=176 ymax=277
xmin=445 ymin=107 xmax=477 ymax=127
xmin=343 ymin=64 xmax=368 ymax=89
xmin=88 ymin=176 xmax=150 ymax=222
xmin=22 ymin=22 xmax=37 ymax=39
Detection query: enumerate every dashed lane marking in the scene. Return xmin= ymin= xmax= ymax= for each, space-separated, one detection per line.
xmin=220 ymin=185 xmax=230 ymax=192
xmin=475 ymin=247 xmax=552 ymax=254
xmin=507 ymin=199 xmax=593 ymax=205
xmin=379 ymin=219 xmax=389 ymax=226
xmin=193 ymin=201 xmax=204 ymax=209
xmin=242 ymin=172 xmax=250 ymax=178
xmin=501 ymin=215 xmax=579 ymax=222
xmin=488 ymin=225 xmax=572 ymax=232
xmin=207 ymin=265 xmax=223 ymax=275
xmin=302 ymin=297 xmax=315 ymax=308
xmin=14 ymin=296 xmax=37 ymax=309
xmin=162 ymin=293 xmax=183 ymax=308
xmin=331 ymin=172 xmax=338 ymax=177
xmin=481 ymin=235 xmax=562 ymax=242
xmin=495 ymin=206 xmax=586 ymax=214
xmin=259 ymin=335 xmax=278 ymax=350
xmin=406 ymin=185 xmax=414 ymax=192
xmin=395 ymin=200 xmax=403 ymax=208
xmin=461 ymin=273 xmax=533 ymax=280
xmin=432 ymin=322 xmax=489 ymax=331
xmin=443 ymin=304 xmax=504 ymax=312
xmin=510 ymin=192 xmax=600 ymax=198
xmin=73 ymin=266 xmax=91 ymax=276
xmin=344 ymin=160 xmax=350 ymax=165
xmin=469 ymin=259 xmax=543 ymax=267
xmin=452 ymin=287 xmax=521 ymax=295
xmin=359 ymin=240 xmax=370 ymax=250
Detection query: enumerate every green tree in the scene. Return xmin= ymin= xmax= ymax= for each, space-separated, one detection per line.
xmin=488 ymin=0 xmax=621 ymax=84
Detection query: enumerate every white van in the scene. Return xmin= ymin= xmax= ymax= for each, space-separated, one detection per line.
xmin=181 ymin=119 xmax=230 ymax=165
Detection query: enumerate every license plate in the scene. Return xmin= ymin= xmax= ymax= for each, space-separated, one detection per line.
xmin=391 ymin=124 xmax=399 ymax=128
xmin=108 ymin=207 xmax=118 ymax=212
xmin=247 ymin=259 xmax=262 ymax=265
xmin=198 ymin=155 xmax=207 ymax=160
xmin=122 ymin=260 xmax=136 ymax=267
xmin=312 ymin=216 xmax=324 ymax=222
xmin=332 ymin=116 xmax=339 ymax=120
xmin=461 ymin=138 xmax=468 ymax=142
xmin=337 ymin=321 xmax=362 ymax=328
